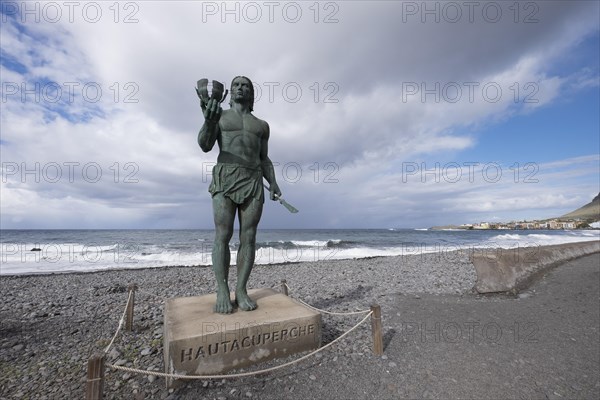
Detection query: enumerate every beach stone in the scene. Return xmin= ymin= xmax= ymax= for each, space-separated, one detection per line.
xmin=107 ymin=348 xmax=120 ymax=359
xmin=140 ymin=347 xmax=152 ymax=356
xmin=163 ymin=288 xmax=321 ymax=387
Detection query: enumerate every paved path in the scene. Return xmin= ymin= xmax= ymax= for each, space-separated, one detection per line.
xmin=379 ymin=252 xmax=600 ymax=399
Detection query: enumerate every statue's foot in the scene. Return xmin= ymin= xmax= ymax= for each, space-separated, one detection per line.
xmin=214 ymin=290 xmax=233 ymax=314
xmin=235 ymin=290 xmax=257 ymax=311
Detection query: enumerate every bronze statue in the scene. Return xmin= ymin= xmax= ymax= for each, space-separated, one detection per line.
xmin=198 ymin=76 xmax=282 ymax=314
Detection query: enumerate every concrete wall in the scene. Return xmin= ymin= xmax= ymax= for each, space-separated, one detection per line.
xmin=471 ymin=241 xmax=600 ymax=293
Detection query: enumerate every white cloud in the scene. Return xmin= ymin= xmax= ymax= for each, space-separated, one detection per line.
xmin=1 ymin=1 xmax=598 ymax=228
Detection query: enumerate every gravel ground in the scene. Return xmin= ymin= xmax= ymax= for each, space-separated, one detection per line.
xmin=1 ymin=251 xmax=598 ymax=399
xmin=7 ymin=249 xmax=599 ymax=399
xmin=0 ymin=250 xmax=476 ymax=399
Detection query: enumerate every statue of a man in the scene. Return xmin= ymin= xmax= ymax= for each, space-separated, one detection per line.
xmin=198 ymin=76 xmax=281 ymax=314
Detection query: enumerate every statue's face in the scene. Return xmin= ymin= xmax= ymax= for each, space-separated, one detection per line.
xmin=231 ymin=77 xmax=252 ymax=102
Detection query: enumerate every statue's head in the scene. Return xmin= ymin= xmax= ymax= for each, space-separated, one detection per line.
xmin=229 ymin=76 xmax=254 ymax=111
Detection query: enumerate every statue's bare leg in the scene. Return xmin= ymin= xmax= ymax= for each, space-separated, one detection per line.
xmin=212 ymin=194 xmax=236 ymax=314
xmin=235 ymin=198 xmax=263 ymax=311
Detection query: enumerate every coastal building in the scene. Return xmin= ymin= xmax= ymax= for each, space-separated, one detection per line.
xmin=474 ymin=222 xmax=490 ymax=230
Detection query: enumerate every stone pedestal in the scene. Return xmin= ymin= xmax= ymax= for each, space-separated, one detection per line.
xmin=163 ymin=288 xmax=322 ymax=386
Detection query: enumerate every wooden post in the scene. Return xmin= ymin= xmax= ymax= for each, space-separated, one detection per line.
xmin=370 ymin=304 xmax=383 ymax=356
xmin=86 ymin=353 xmax=105 ymax=400
xmin=280 ymin=279 xmax=288 ymax=296
xmin=125 ymin=284 xmax=138 ymax=332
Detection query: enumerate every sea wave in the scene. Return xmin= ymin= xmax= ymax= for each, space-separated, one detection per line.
xmin=254 ymin=239 xmax=349 ymax=250
xmin=485 ymin=231 xmax=599 ymax=248
xmin=290 ymin=239 xmax=343 ymax=247
xmin=1 ymin=230 xmax=598 ymax=275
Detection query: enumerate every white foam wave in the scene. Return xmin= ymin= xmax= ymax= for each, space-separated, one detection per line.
xmin=486 ymin=231 xmax=600 ymax=248
xmin=251 ymin=245 xmax=405 ymax=264
xmin=494 ymin=234 xmax=522 ymax=240
xmin=2 ymin=231 xmax=598 ymax=275
xmin=290 ymin=239 xmax=341 ymax=247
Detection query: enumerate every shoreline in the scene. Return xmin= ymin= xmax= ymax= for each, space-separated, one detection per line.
xmin=2 ymin=229 xmax=599 ymax=277
xmin=2 ymin=237 xmax=599 ymax=279
xmin=0 ymin=250 xmax=462 ymax=279
xmin=0 ymin=250 xmax=479 ymax=296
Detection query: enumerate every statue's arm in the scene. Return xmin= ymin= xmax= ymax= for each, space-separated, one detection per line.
xmin=198 ymin=120 xmax=220 ymax=152
xmin=260 ymin=123 xmax=282 ymax=199
xmin=198 ymin=99 xmax=222 ymax=152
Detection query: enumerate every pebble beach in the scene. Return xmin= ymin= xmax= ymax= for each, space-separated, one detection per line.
xmin=0 ymin=250 xmax=476 ymax=399
xmin=2 ymin=249 xmax=599 ymax=399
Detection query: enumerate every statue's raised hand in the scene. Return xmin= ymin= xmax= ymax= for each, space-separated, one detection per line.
xmin=203 ymin=98 xmax=222 ymax=125
xmin=196 ymin=79 xmax=228 ymax=123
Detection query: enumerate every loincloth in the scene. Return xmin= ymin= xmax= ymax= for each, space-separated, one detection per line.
xmin=209 ymin=163 xmax=264 ymax=205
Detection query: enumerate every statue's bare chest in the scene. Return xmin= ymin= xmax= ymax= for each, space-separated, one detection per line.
xmin=219 ymin=112 xmax=263 ymax=153
xmin=220 ymin=113 xmax=264 ymax=138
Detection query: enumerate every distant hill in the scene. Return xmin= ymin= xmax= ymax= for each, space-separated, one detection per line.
xmin=561 ymin=193 xmax=600 ymax=221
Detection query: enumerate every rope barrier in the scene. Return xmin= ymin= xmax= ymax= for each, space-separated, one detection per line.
xmin=283 ymin=283 xmax=371 ymax=316
xmin=293 ymin=297 xmax=370 ymax=316
xmin=100 ymin=281 xmax=378 ymax=381
xmin=103 ymin=289 xmax=133 ymax=354
xmin=135 ymin=288 xmax=168 ymax=302
xmin=106 ymin=310 xmax=373 ymax=380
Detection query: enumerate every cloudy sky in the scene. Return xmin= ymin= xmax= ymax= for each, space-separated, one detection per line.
xmin=1 ymin=0 xmax=598 ymax=229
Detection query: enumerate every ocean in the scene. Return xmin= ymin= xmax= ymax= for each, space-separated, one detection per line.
xmin=1 ymin=229 xmax=598 ymax=275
